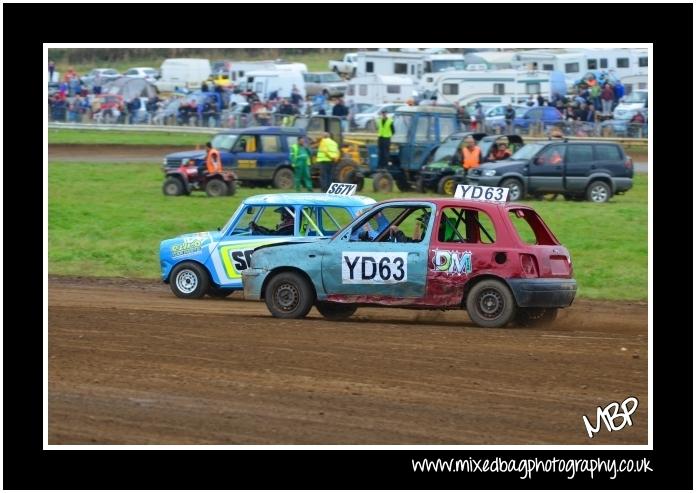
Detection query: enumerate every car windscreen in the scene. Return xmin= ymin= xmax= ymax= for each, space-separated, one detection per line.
xmin=511 ymin=143 xmax=544 ymax=160
xmin=211 ymin=134 xmax=238 ymax=151
xmin=430 ymin=139 xmax=460 ymax=163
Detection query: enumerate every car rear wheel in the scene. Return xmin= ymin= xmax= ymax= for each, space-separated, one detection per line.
xmin=437 ymin=175 xmax=456 ymax=196
xmin=273 ymin=168 xmax=295 ymax=190
xmin=264 ymin=272 xmax=315 ymax=319
xmin=226 ymin=180 xmax=236 ymax=196
xmin=315 ymin=301 xmax=357 ymax=320
xmin=500 ymin=178 xmax=524 ymax=201
xmin=415 ymin=176 xmax=425 ymax=193
xmin=466 ymin=279 xmax=516 ymax=328
xmin=205 ymin=178 xmax=228 ymax=197
xmin=372 ymin=172 xmax=394 ymax=193
xmin=515 ymin=308 xmax=558 ymax=327
xmin=163 ymin=177 xmax=184 ymax=196
xmin=170 ymin=262 xmax=209 ymax=299
xmin=586 ymin=181 xmax=611 ymax=203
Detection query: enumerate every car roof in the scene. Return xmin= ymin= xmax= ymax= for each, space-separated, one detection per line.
xmin=216 ymin=126 xmax=305 ymax=136
xmin=242 ymin=193 xmax=377 ymax=207
xmin=373 ymin=197 xmax=536 ymax=214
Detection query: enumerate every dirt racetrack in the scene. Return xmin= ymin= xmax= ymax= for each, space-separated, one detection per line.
xmin=49 ymin=276 xmax=648 ymax=445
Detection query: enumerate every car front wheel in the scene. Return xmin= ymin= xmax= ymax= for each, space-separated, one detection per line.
xmin=170 ymin=262 xmax=209 ymax=299
xmin=264 ymin=272 xmax=315 ymax=319
xmin=500 ymin=178 xmax=524 ymax=201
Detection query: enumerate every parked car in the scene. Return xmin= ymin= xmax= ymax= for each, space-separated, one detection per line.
xmin=600 ymin=108 xmax=648 ymax=137
xmin=352 ymin=103 xmax=402 ymax=131
xmin=303 ymin=72 xmax=348 ymax=97
xmin=124 ymin=67 xmax=160 ymax=83
xmin=82 ymin=68 xmax=121 ymax=86
xmin=465 ymin=140 xmax=633 ymax=203
xmin=160 ymin=193 xmax=376 ymax=298
xmin=242 ymin=193 xmax=577 ymax=328
xmin=328 ymin=53 xmax=358 ymax=77
xmin=481 ymin=104 xmax=529 ymax=132
xmin=512 ymin=107 xmax=565 ymax=133
xmin=613 ymin=89 xmax=647 ymax=119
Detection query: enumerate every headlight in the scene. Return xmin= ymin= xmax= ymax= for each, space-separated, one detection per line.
xmin=163 ymin=158 xmax=167 ymax=165
xmin=181 ymin=158 xmax=188 ymax=165
xmin=482 ymin=170 xmax=497 ymax=177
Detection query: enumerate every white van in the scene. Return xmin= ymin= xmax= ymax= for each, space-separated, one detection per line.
xmin=243 ymin=70 xmax=306 ymax=100
xmin=156 ymin=58 xmax=212 ymax=92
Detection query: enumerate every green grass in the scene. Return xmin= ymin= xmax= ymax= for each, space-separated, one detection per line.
xmin=48 ymin=129 xmax=213 ymax=146
xmin=48 ymin=162 xmax=648 ymax=300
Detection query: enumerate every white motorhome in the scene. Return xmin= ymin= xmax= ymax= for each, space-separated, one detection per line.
xmin=355 ymin=51 xmax=426 ymax=82
xmin=511 ymin=49 xmax=648 ymax=88
xmin=433 ymin=69 xmax=567 ymax=106
xmin=346 ymin=74 xmax=415 ymax=106
xmin=156 ymin=58 xmax=212 ymax=92
xmin=242 ymin=70 xmax=306 ymax=100
xmin=273 ymin=61 xmax=308 ymax=73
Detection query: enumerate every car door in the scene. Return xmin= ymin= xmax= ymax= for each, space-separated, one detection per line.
xmin=229 ymin=134 xmax=263 ymax=180
xmin=564 ymin=144 xmax=594 ymax=193
xmin=258 ymin=134 xmax=291 ymax=180
xmin=320 ymin=204 xmax=433 ymax=300
xmin=527 ymin=144 xmax=566 ymax=193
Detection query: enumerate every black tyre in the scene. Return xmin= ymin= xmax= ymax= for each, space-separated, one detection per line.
xmin=372 ymin=172 xmax=394 ymax=193
xmin=163 ymin=177 xmax=184 ymax=196
xmin=264 ymin=271 xmax=315 ymax=319
xmin=226 ymin=180 xmax=236 ymax=196
xmin=515 ymin=307 xmax=558 ymax=327
xmin=273 ymin=168 xmax=295 ymax=190
xmin=205 ymin=178 xmax=228 ymax=197
xmin=437 ymin=175 xmax=457 ymax=196
xmin=500 ymin=178 xmax=524 ymax=201
xmin=315 ymin=301 xmax=357 ymax=321
xmin=169 ymin=262 xmax=209 ymax=299
xmin=586 ymin=181 xmax=611 ymax=203
xmin=465 ymin=279 xmax=516 ymax=328
xmin=415 ymin=176 xmax=425 ymax=193
xmin=334 ymin=160 xmax=363 ymax=191
xmin=207 ymin=286 xmax=235 ymax=298
xmin=395 ymin=175 xmax=412 ymax=192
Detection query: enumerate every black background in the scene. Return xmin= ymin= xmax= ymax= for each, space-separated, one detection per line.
xmin=4 ymin=2 xmax=692 ymax=489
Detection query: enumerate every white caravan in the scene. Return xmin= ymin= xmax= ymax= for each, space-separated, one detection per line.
xmin=355 ymin=51 xmax=426 ymax=82
xmin=242 ymin=70 xmax=306 ymax=100
xmin=156 ymin=58 xmax=212 ymax=92
xmin=346 ymin=74 xmax=415 ymax=106
xmin=433 ymin=69 xmax=567 ymax=106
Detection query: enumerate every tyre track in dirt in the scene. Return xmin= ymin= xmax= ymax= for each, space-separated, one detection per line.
xmin=48 ymin=276 xmax=648 ymax=445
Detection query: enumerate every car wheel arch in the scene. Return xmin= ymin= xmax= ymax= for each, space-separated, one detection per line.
xmin=461 ymin=274 xmax=518 ymax=307
xmin=168 ymin=259 xmax=212 ymax=284
xmin=261 ymin=267 xmax=317 ymax=301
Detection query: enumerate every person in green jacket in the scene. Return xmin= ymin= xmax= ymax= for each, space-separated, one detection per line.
xmin=290 ymin=136 xmax=313 ymax=192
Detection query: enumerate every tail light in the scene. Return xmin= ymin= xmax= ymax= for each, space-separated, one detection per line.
xmin=519 ymin=254 xmax=539 ymax=278
xmin=624 ymin=156 xmax=633 ymax=169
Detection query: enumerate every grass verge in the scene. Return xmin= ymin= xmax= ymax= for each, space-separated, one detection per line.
xmin=48 ymin=162 xmax=647 ymax=300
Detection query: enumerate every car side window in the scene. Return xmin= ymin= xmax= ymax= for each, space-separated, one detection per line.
xmin=261 ymin=135 xmax=281 ymax=152
xmin=233 ymin=135 xmax=258 ymax=153
xmin=527 ymin=109 xmax=541 ymax=119
xmin=438 ymin=208 xmax=496 ymax=244
xmin=594 ymin=145 xmax=622 ymax=161
xmin=350 ymin=206 xmax=432 ymax=243
xmin=565 ymin=145 xmax=594 ymax=164
xmin=536 ymin=145 xmax=566 ymax=165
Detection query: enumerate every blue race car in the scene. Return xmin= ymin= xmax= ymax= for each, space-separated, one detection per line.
xmin=160 ymin=192 xmax=376 ymax=298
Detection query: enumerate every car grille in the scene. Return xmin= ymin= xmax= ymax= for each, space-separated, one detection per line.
xmin=166 ymin=158 xmax=183 ymax=168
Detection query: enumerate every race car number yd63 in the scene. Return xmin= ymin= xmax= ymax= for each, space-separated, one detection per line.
xmin=341 ymin=252 xmax=408 ymax=284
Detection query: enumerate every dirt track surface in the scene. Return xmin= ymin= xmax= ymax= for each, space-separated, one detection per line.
xmin=49 ymin=276 xmax=648 ymax=445
xmin=48 ymin=144 xmax=190 ymax=163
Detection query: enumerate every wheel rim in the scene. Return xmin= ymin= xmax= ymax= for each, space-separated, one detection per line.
xmin=175 ymin=269 xmax=198 ymax=294
xmin=476 ymin=288 xmax=504 ymax=320
xmin=165 ymin=183 xmax=179 ymax=195
xmin=376 ymin=178 xmax=390 ymax=192
xmin=443 ymin=179 xmax=455 ymax=195
xmin=275 ymin=282 xmax=299 ymax=312
xmin=208 ymin=182 xmax=225 ymax=196
xmin=339 ymin=166 xmax=353 ymax=181
xmin=507 ymin=183 xmax=521 ymax=201
xmin=590 ymin=184 xmax=608 ymax=202
xmin=277 ymin=172 xmax=293 ymax=189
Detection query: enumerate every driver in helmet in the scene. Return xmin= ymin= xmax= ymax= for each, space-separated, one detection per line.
xmin=250 ymin=207 xmax=295 ymax=235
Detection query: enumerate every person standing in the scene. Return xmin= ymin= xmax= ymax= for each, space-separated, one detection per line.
xmin=316 ymin=132 xmax=340 ymax=192
xmin=290 ymin=136 xmax=313 ymax=192
xmin=375 ymin=109 xmax=394 ymax=168
xmin=205 ymin=141 xmax=222 ymax=174
xmin=504 ymin=104 xmax=516 ymax=133
xmin=331 ymin=98 xmax=349 ymax=132
xmin=48 ymin=60 xmax=56 ymax=82
xmin=461 ymin=135 xmax=481 ymax=175
xmin=600 ymin=83 xmax=614 ymax=115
